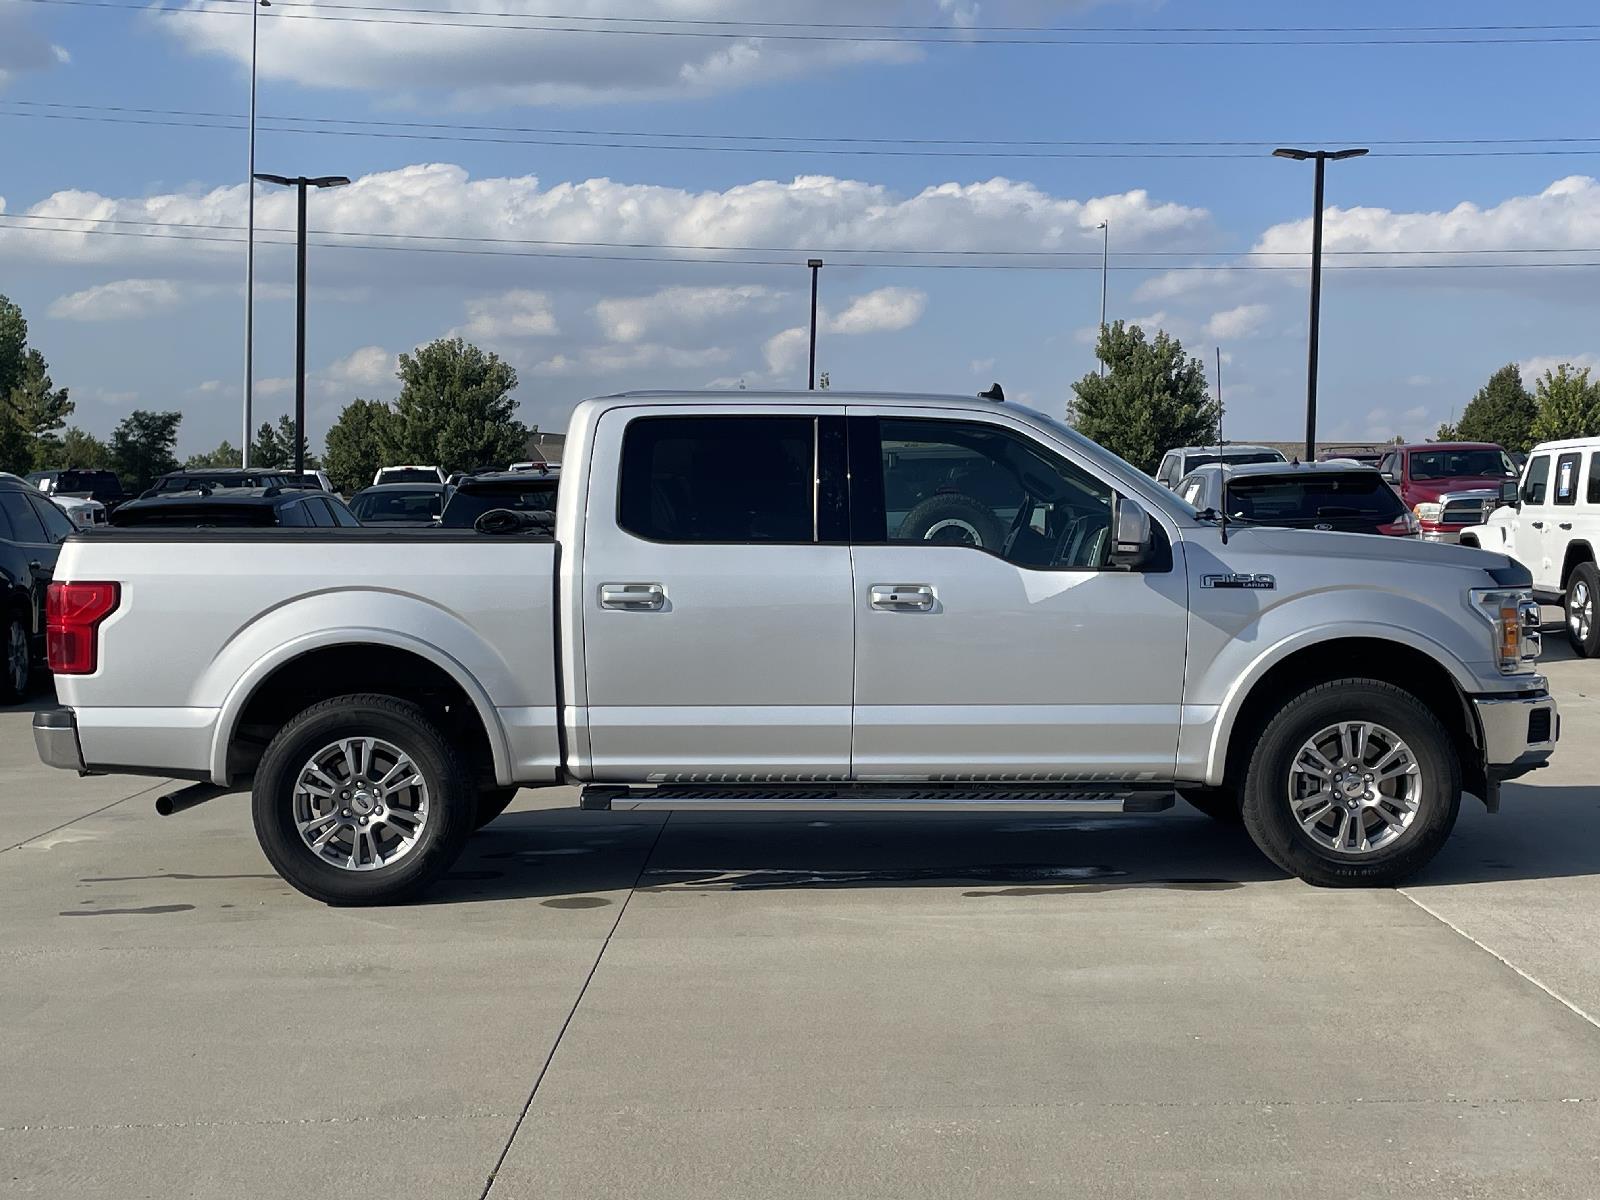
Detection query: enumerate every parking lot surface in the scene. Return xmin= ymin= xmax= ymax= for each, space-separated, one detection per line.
xmin=3 ymin=634 xmax=1598 ymax=1198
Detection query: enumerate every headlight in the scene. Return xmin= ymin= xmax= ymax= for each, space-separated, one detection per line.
xmin=1470 ymin=587 xmax=1542 ymax=673
xmin=1414 ymin=502 xmax=1443 ymax=524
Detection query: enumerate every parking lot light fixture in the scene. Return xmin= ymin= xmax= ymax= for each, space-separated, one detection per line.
xmin=1273 ymin=147 xmax=1368 ymax=461
xmin=807 ymin=259 xmax=824 ymax=391
xmin=251 ymin=173 xmax=351 ymax=474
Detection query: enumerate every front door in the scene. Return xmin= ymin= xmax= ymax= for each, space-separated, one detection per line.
xmin=579 ymin=406 xmax=855 ymax=781
xmin=1514 ymin=453 xmax=1554 ymax=589
xmin=845 ymin=410 xmax=1189 ymax=782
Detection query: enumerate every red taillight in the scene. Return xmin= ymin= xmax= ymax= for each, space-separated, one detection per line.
xmin=46 ymin=582 xmax=120 ymax=674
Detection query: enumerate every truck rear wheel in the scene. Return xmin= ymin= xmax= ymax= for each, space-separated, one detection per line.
xmin=1565 ymin=562 xmax=1599 ymax=657
xmin=1240 ymin=679 xmax=1460 ymax=887
xmin=2 ymin=612 xmax=30 ymax=704
xmin=251 ymin=694 xmax=476 ymax=905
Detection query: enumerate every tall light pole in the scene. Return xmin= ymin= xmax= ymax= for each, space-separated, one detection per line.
xmin=252 ymin=173 xmax=350 ymax=476
xmin=1096 ymin=220 xmax=1109 ymax=377
xmin=807 ymin=258 xmax=823 ymax=391
xmin=241 ymin=0 xmax=268 ymax=466
xmin=1273 ymin=146 xmax=1368 ymax=461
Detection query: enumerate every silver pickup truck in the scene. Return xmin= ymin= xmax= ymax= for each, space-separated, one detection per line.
xmin=34 ymin=391 xmax=1558 ymax=904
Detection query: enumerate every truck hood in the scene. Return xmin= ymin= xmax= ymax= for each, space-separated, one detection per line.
xmin=1405 ymin=475 xmax=1514 ymax=504
xmin=1200 ymin=523 xmax=1529 ymax=585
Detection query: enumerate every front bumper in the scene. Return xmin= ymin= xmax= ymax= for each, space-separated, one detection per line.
xmin=1472 ymin=689 xmax=1558 ymax=778
xmin=1421 ymin=527 xmax=1466 ymax=544
xmin=33 ymin=707 xmax=87 ymax=773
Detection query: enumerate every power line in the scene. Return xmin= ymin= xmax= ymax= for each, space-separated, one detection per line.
xmin=7 ymin=105 xmax=1600 ymax=160
xmin=5 ymin=217 xmax=1600 ymax=271
xmin=16 ymin=0 xmax=1600 ymax=45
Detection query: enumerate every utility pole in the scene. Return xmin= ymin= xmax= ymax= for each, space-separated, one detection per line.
xmin=1273 ymin=146 xmax=1368 ymax=461
xmin=241 ymin=0 xmax=266 ymax=466
xmin=807 ymin=258 xmax=823 ymax=391
xmin=1096 ymin=221 xmax=1109 ymax=377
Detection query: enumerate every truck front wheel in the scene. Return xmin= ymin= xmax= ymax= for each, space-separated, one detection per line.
xmin=1565 ymin=561 xmax=1599 ymax=657
xmin=1240 ymin=679 xmax=1460 ymax=887
xmin=252 ymin=694 xmax=476 ymax=905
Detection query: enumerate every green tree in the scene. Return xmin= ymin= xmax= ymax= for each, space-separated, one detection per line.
xmin=1530 ymin=364 xmax=1600 ymax=443
xmin=385 ymin=337 xmax=526 ymax=473
xmin=1068 ymin=321 xmax=1216 ymax=474
xmin=322 ymin=398 xmax=394 ymax=494
xmin=1434 ymin=420 xmax=1460 ymax=441
xmin=250 ymin=414 xmax=317 ymax=471
xmin=184 ymin=440 xmax=243 ymax=469
xmin=1456 ymin=363 xmax=1538 ymax=453
xmin=60 ymin=427 xmax=111 ymax=470
xmin=0 ymin=295 xmax=74 ymax=474
xmin=109 ymin=410 xmax=182 ymax=492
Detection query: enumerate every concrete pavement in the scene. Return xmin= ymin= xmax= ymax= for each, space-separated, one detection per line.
xmin=3 ymin=648 xmax=1598 ymax=1198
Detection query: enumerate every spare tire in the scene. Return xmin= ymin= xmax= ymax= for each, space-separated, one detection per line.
xmin=897 ymin=494 xmax=1005 ymax=550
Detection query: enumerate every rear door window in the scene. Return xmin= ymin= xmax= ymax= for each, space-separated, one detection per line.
xmin=0 ymin=492 xmax=48 ymax=543
xmin=1227 ymin=472 xmax=1405 ymax=524
xmin=1522 ymin=455 xmax=1551 ymax=506
xmin=1554 ymin=453 xmax=1582 ymax=506
xmin=28 ymin=494 xmax=77 ymax=542
xmin=1588 ymin=453 xmax=1600 ymax=505
xmin=618 ymin=415 xmax=816 ymax=543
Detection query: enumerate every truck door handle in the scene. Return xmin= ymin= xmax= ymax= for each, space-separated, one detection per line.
xmin=1559 ymin=522 xmax=1573 ymax=530
xmin=599 ymin=582 xmax=665 ymax=611
xmin=870 ymin=584 xmax=936 ymax=611
xmin=1531 ymin=521 xmax=1545 ymax=529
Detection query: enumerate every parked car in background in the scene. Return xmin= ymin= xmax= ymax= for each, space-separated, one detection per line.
xmin=111 ymin=488 xmax=360 ymax=529
xmin=1461 ymin=436 xmax=1600 ymax=656
xmin=1154 ymin=444 xmax=1286 ymax=488
xmin=51 ymin=495 xmax=107 ymax=530
xmin=439 ymin=470 xmax=559 ymax=530
xmin=347 ymin=482 xmax=452 ymax=525
xmin=510 ymin=460 xmax=559 ymax=474
xmin=143 ymin=467 xmax=291 ymax=498
xmin=373 ymin=465 xmax=446 ymax=486
xmin=0 ymin=472 xmax=77 ymax=701
xmin=26 ymin=468 xmax=130 ymax=512
xmin=1317 ymin=447 xmax=1384 ymax=467
xmin=1378 ymin=442 xmax=1517 ymax=544
xmin=1175 ymin=461 xmax=1420 ymax=537
xmin=278 ymin=470 xmax=335 ymax=493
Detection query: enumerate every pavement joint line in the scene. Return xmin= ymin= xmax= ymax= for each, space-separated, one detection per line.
xmin=1400 ymin=888 xmax=1600 ymax=1034
xmin=0 ymin=1112 xmax=512 ymax=1134
xmin=478 ymin=813 xmax=672 ymax=1200
xmin=0 ymin=779 xmax=168 ymax=856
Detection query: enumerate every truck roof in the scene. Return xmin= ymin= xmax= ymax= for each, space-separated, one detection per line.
xmin=598 ymin=389 xmax=1005 ymax=409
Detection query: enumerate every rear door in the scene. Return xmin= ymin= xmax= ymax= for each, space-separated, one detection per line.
xmin=845 ymin=408 xmax=1189 ymax=781
xmin=579 ymin=406 xmax=855 ymax=780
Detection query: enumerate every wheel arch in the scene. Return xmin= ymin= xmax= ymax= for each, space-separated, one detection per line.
xmin=1560 ymin=541 xmax=1596 ymax=589
xmin=210 ymin=631 xmax=510 ymax=787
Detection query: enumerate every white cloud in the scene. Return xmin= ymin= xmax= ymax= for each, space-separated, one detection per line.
xmin=529 ymin=343 xmax=731 ymax=377
xmin=1520 ymin=354 xmax=1600 ymax=387
xmin=762 ymin=286 xmax=928 ymax=375
xmin=1205 ymin=303 xmax=1270 ymax=341
xmin=595 ymin=284 xmax=784 ymax=343
xmin=970 ymin=357 xmax=995 ymax=374
xmin=47 ymin=278 xmax=183 ymax=321
xmin=323 ymin=345 xmax=397 ymax=389
xmin=166 ymin=0 xmax=919 ymax=107
xmin=455 ymin=289 xmax=559 ymax=341
xmin=0 ymin=8 xmax=65 ymax=88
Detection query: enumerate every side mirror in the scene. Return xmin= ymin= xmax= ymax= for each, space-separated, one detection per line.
xmin=1109 ymin=495 xmax=1156 ymax=569
xmin=1499 ymin=480 xmax=1521 ymax=509
xmin=1381 ymin=470 xmax=1398 ymax=484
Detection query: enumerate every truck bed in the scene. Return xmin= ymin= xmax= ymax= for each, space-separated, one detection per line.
xmin=52 ymin=528 xmax=560 ymax=786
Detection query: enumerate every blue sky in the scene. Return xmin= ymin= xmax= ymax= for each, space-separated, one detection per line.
xmin=3 ymin=0 xmax=1600 ymax=456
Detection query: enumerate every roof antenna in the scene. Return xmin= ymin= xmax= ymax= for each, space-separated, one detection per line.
xmin=1216 ymin=346 xmax=1228 ymax=546
xmin=978 ymin=382 xmax=1004 ymax=402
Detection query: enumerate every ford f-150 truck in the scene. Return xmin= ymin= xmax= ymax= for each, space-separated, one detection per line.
xmin=33 ymin=391 xmax=1558 ymax=905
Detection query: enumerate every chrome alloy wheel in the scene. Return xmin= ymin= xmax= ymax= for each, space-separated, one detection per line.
xmin=1286 ymin=721 xmax=1423 ymax=856
xmin=293 ymin=737 xmax=429 ymax=872
xmin=6 ymin=620 xmax=27 ymax=696
xmin=1570 ymin=578 xmax=1594 ymax=644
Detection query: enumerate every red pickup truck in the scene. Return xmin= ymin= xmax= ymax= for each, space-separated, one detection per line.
xmin=1378 ymin=442 xmax=1519 ymax=543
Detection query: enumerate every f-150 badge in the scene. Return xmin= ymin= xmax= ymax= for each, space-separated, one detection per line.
xmin=1202 ymin=573 xmax=1276 ymax=590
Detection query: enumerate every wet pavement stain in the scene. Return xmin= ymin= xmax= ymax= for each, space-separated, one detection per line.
xmin=541 ymin=896 xmax=611 ymax=909
xmin=60 ymin=904 xmax=196 ymax=917
xmin=641 ymin=864 xmax=1128 ymax=891
xmin=79 ymin=873 xmax=277 ymax=883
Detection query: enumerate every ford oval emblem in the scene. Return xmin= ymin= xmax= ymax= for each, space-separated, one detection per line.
xmin=1314 ymin=522 xmax=1333 ymax=530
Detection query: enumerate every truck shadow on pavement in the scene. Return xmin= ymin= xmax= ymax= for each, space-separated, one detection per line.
xmin=421 ymin=778 xmax=1600 ymax=906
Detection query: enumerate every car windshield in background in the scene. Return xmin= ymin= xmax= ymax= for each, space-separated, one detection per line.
xmin=1189 ymin=451 xmax=1284 ymax=469
xmin=1410 ymin=449 xmax=1515 ymax=479
xmin=112 ymin=504 xmax=275 ymax=527
xmin=350 ymin=489 xmax=443 ymax=522
xmin=1228 ymin=472 xmax=1405 ymax=525
xmin=152 ymin=473 xmax=279 ymax=492
xmin=378 ymin=469 xmax=441 ymax=484
xmin=440 ymin=485 xmax=557 ymax=529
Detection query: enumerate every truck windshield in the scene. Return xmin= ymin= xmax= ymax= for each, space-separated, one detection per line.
xmin=1228 ymin=472 xmax=1405 ymax=524
xmin=1409 ymin=449 xmax=1515 ymax=479
xmin=1187 ymin=451 xmax=1284 ymax=470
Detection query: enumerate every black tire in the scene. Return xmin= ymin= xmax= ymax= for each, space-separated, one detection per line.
xmin=475 ymin=786 xmax=518 ymax=830
xmin=1 ymin=611 xmax=30 ymax=705
xmin=1179 ymin=785 xmax=1243 ymax=826
xmin=896 ymin=494 xmax=1005 ymax=551
xmin=1564 ymin=561 xmax=1600 ymax=658
xmin=1240 ymin=679 xmax=1461 ymax=887
xmin=251 ymin=694 xmax=476 ymax=905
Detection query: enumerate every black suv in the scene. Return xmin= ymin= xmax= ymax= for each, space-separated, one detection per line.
xmin=26 ymin=468 xmax=130 ymax=512
xmin=110 ymin=487 xmax=361 ymax=529
xmin=1 ymin=473 xmax=78 ymax=701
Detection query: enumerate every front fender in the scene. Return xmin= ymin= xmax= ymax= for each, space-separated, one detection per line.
xmin=203 ymin=590 xmax=516 ymax=786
